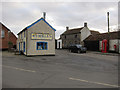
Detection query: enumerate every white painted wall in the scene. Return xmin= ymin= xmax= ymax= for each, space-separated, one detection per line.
xmin=81 ymin=27 xmax=91 ymax=41
xmin=109 ymin=39 xmax=119 ymax=51
xmin=57 ymin=39 xmax=62 ymax=49
xmin=99 ymin=41 xmax=102 ymax=51
xmin=118 ymin=40 xmax=120 ymax=53
xmin=99 ymin=39 xmax=120 ymax=53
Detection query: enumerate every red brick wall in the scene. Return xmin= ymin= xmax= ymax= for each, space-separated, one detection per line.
xmin=9 ymin=32 xmax=17 ymax=46
xmin=0 ymin=23 xmax=17 ymax=49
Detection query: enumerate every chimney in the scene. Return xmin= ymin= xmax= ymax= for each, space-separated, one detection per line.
xmin=43 ymin=12 xmax=46 ymax=20
xmin=84 ymin=22 xmax=87 ymax=27
xmin=66 ymin=26 xmax=69 ymax=31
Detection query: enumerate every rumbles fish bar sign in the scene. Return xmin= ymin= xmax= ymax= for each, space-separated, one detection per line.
xmin=31 ymin=33 xmax=52 ymax=40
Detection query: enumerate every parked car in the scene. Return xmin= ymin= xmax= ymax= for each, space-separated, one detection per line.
xmin=69 ymin=44 xmax=87 ymax=53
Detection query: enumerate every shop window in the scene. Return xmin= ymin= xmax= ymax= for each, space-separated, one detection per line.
xmin=1 ymin=30 xmax=5 ymax=38
xmin=37 ymin=42 xmax=48 ymax=50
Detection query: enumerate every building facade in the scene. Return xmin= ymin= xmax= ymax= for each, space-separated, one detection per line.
xmin=85 ymin=31 xmax=120 ymax=53
xmin=0 ymin=22 xmax=17 ymax=50
xmin=17 ymin=18 xmax=56 ymax=56
xmin=60 ymin=23 xmax=100 ymax=48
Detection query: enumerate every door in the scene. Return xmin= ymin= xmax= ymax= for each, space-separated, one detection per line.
xmin=19 ymin=42 xmax=20 ymax=52
xmin=59 ymin=42 xmax=60 ymax=49
xmin=23 ymin=42 xmax=25 ymax=52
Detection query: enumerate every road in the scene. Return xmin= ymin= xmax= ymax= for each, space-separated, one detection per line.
xmin=2 ymin=50 xmax=118 ymax=88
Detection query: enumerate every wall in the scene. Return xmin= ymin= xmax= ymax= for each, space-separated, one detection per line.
xmin=80 ymin=27 xmax=91 ymax=42
xmin=0 ymin=25 xmax=9 ymax=49
xmin=99 ymin=39 xmax=120 ymax=53
xmin=61 ymin=33 xmax=81 ymax=48
xmin=118 ymin=40 xmax=120 ymax=53
xmin=99 ymin=41 xmax=102 ymax=51
xmin=0 ymin=24 xmax=17 ymax=49
xmin=9 ymin=32 xmax=17 ymax=46
xmin=57 ymin=39 xmax=62 ymax=49
xmin=109 ymin=39 xmax=119 ymax=52
xmin=17 ymin=30 xmax=26 ymax=54
xmin=27 ymin=20 xmax=55 ymax=55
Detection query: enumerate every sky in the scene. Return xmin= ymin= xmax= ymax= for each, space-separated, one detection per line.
xmin=0 ymin=0 xmax=119 ymax=39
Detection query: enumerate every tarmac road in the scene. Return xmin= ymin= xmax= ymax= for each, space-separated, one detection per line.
xmin=2 ymin=50 xmax=118 ymax=88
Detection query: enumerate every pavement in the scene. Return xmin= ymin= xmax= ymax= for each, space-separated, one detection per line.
xmin=1 ymin=50 xmax=118 ymax=88
xmin=87 ymin=51 xmax=119 ymax=56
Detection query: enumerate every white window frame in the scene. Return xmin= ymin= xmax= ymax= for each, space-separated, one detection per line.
xmin=1 ymin=30 xmax=5 ymax=38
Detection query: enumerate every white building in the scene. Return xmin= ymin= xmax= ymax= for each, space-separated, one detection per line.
xmin=17 ymin=17 xmax=56 ymax=56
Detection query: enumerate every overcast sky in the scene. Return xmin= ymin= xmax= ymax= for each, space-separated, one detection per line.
xmin=0 ymin=0 xmax=119 ymax=39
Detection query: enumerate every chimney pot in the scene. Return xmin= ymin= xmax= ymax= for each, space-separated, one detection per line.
xmin=66 ymin=26 xmax=69 ymax=31
xmin=43 ymin=12 xmax=46 ymax=20
xmin=84 ymin=22 xmax=87 ymax=27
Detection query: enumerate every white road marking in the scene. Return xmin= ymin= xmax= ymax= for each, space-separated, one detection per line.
xmin=1 ymin=65 xmax=36 ymax=73
xmin=69 ymin=77 xmax=119 ymax=87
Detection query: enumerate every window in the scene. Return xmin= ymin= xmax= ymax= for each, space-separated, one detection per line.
xmin=75 ymin=41 xmax=77 ymax=44
xmin=75 ymin=34 xmax=77 ymax=38
xmin=23 ymin=42 xmax=25 ymax=52
xmin=24 ymin=31 xmax=25 ymax=37
xmin=21 ymin=33 xmax=22 ymax=39
xmin=65 ymin=35 xmax=66 ymax=39
xmin=37 ymin=42 xmax=48 ymax=50
xmin=1 ymin=30 xmax=5 ymax=38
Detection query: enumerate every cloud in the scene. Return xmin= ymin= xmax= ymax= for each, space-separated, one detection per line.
xmin=1 ymin=2 xmax=118 ymax=39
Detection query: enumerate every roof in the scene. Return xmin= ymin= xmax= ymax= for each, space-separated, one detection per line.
xmin=0 ymin=22 xmax=10 ymax=31
xmin=85 ymin=31 xmax=120 ymax=41
xmin=61 ymin=27 xmax=100 ymax=35
xmin=61 ymin=27 xmax=84 ymax=35
xmin=90 ymin=30 xmax=100 ymax=35
xmin=17 ymin=18 xmax=56 ymax=35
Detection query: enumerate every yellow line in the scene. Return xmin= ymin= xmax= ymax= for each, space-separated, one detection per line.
xmin=1 ymin=65 xmax=36 ymax=73
xmin=69 ymin=77 xmax=119 ymax=88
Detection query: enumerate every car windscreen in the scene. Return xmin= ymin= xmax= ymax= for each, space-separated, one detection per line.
xmin=76 ymin=45 xmax=82 ymax=48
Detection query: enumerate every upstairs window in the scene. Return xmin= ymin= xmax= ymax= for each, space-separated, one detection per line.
xmin=21 ymin=33 xmax=22 ymax=39
xmin=75 ymin=34 xmax=77 ymax=38
xmin=24 ymin=31 xmax=25 ymax=37
xmin=1 ymin=30 xmax=5 ymax=38
xmin=65 ymin=35 xmax=66 ymax=39
xmin=19 ymin=35 xmax=20 ymax=39
xmin=37 ymin=42 xmax=48 ymax=50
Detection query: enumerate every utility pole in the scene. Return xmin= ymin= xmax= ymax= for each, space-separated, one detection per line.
xmin=107 ymin=12 xmax=110 ymax=33
xmin=107 ymin=12 xmax=110 ymax=52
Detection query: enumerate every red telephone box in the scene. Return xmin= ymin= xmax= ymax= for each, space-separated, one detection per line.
xmin=102 ymin=39 xmax=107 ymax=53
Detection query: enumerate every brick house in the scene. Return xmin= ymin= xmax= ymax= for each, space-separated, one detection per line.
xmin=60 ymin=22 xmax=100 ymax=48
xmin=0 ymin=22 xmax=17 ymax=50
